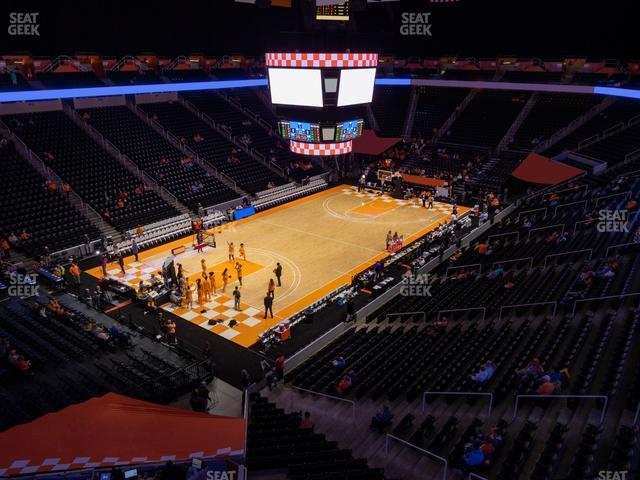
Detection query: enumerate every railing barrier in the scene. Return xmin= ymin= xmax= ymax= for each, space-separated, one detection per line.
xmin=544 ymin=249 xmax=593 ymax=267
xmin=288 ymin=385 xmax=356 ymax=421
xmin=387 ymin=311 xmax=426 ymax=322
xmin=513 ymin=394 xmax=608 ymax=425
xmin=384 ymin=434 xmax=448 ymax=480
xmin=572 ymin=292 xmax=640 ymax=317
xmin=437 ymin=307 xmax=486 ymax=322
xmin=422 ymin=391 xmax=493 ymax=418
xmin=499 ymin=301 xmax=557 ymax=321
xmin=527 ymin=223 xmax=565 ymax=241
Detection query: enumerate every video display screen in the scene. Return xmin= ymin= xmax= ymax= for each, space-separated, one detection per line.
xmin=268 ymin=68 xmax=324 ymax=107
xmin=337 ymin=68 xmax=376 ymax=106
xmin=316 ymin=0 xmax=350 ymax=21
xmin=279 ymin=120 xmax=320 ymax=142
xmin=335 ymin=119 xmax=364 ymax=141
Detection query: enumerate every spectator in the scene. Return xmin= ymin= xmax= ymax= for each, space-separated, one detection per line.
xmin=470 ymin=360 xmax=496 ymax=384
xmin=370 ymin=405 xmax=394 ymax=432
xmin=536 ymin=375 xmax=556 ymax=396
xmin=336 ymin=375 xmax=352 ymax=395
xmin=332 ymin=356 xmax=347 ymax=369
xmin=275 ymin=354 xmax=285 ymax=379
xmin=463 ymin=444 xmax=485 ymax=467
xmin=300 ymin=411 xmax=314 ymax=429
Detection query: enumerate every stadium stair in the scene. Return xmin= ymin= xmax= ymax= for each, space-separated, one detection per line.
xmin=401 ymin=86 xmax=419 ymax=138
xmin=535 ymin=95 xmax=618 ymax=154
xmin=432 ymin=89 xmax=478 ymax=143
xmin=178 ymin=94 xmax=287 ymax=186
xmin=496 ymin=91 xmax=540 ymax=153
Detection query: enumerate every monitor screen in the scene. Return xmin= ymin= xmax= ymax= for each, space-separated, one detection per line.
xmin=123 ymin=470 xmax=137 ymax=479
xmin=337 ymin=68 xmax=376 ymax=107
xmin=268 ymin=68 xmax=324 ymax=107
xmin=191 ymin=458 xmax=203 ymax=469
xmin=336 ymin=119 xmax=363 ymax=141
xmin=289 ymin=121 xmax=320 ymax=142
xmin=324 ymin=77 xmax=338 ymax=93
xmin=316 ymin=0 xmax=350 ymax=21
xmin=321 ymin=126 xmax=336 ymax=142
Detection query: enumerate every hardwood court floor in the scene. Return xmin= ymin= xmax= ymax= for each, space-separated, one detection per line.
xmin=87 ymin=185 xmax=468 ymax=347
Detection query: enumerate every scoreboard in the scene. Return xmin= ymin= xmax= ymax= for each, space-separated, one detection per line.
xmin=279 ymin=121 xmax=320 ymax=142
xmin=336 ymin=119 xmax=363 ymax=141
xmin=316 ymin=0 xmax=350 ymax=21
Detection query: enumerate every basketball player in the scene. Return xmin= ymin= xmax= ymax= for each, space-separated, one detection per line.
xmin=201 ymin=272 xmax=211 ymax=302
xmin=239 ymin=243 xmax=246 ymax=261
xmin=222 ymin=267 xmax=230 ymax=292
xmin=208 ymin=271 xmax=216 ymax=296
xmin=235 ymin=262 xmax=243 ymax=286
xmin=196 ymin=278 xmax=204 ymax=306
xmin=227 ymin=241 xmax=235 ymax=262
xmin=428 ymin=192 xmax=434 ymax=209
xmin=201 ymin=258 xmax=207 ymax=275
xmin=184 ymin=281 xmax=193 ymax=309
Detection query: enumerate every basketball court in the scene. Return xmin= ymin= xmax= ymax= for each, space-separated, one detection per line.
xmin=86 ymin=185 xmax=468 ymax=347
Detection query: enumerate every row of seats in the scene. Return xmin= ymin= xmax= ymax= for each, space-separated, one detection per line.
xmin=0 ymin=297 xmax=207 ymax=431
xmin=3 ymin=111 xmax=179 ymax=232
xmin=0 ymin=142 xmax=100 ymax=253
xmin=139 ymin=100 xmax=285 ymax=193
xmin=247 ymin=393 xmax=384 ymax=479
xmin=81 ymin=106 xmax=238 ymax=209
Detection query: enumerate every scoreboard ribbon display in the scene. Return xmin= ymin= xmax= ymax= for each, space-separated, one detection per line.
xmin=290 ymin=140 xmax=352 ymax=156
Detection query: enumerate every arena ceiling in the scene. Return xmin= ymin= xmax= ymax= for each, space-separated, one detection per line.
xmin=2 ymin=0 xmax=635 ymax=60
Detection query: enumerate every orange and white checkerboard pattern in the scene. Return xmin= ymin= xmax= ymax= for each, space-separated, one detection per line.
xmin=290 ymin=140 xmax=352 ymax=156
xmin=265 ymin=53 xmax=378 ymax=68
xmin=341 ymin=186 xmax=456 ymax=214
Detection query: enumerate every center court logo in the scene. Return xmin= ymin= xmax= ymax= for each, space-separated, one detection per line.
xmin=8 ymin=12 xmax=40 ymax=36
xmin=400 ymin=12 xmax=433 ymax=36
xmin=400 ymin=273 xmax=432 ymax=297
xmin=597 ymin=209 xmax=630 ymax=233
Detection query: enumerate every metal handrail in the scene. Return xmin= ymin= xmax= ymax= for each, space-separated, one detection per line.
xmin=493 ymin=257 xmax=534 ymax=269
xmin=572 ymin=292 xmax=640 ymax=317
xmin=487 ymin=231 xmax=520 ymax=242
xmin=469 ymin=474 xmax=489 ymax=480
xmin=288 ymin=385 xmax=356 ymax=420
xmin=543 ymin=183 xmax=589 ymax=198
xmin=518 ymin=207 xmax=548 ymax=221
xmin=446 ymin=263 xmax=482 ymax=278
xmin=527 ymin=223 xmax=565 ymax=241
xmin=387 ymin=311 xmax=426 ymax=322
xmin=499 ymin=301 xmax=557 ymax=321
xmin=422 ymin=391 xmax=493 ymax=417
xmin=384 ymin=434 xmax=448 ymax=480
xmin=544 ymin=249 xmax=593 ymax=267
xmin=605 ymin=242 xmax=639 ymax=258
xmin=513 ymin=394 xmax=608 ymax=424
xmin=437 ymin=307 xmax=486 ymax=322
xmin=594 ymin=190 xmax=632 ymax=206
xmin=554 ymin=199 xmax=588 ymax=216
